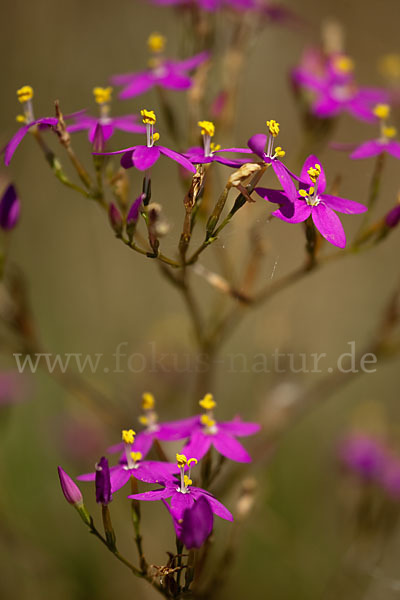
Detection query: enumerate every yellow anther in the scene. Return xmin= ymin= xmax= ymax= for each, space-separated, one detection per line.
xmin=200 ymin=414 xmax=216 ymax=428
xmin=383 ymin=125 xmax=397 ymax=139
xmin=139 ymin=415 xmax=149 ymax=426
xmin=274 ymin=146 xmax=285 ymax=157
xmin=122 ymin=429 xmax=136 ymax=444
xmin=16 ymin=115 xmax=27 ymax=123
xmin=152 ymin=132 xmax=160 ymax=142
xmin=147 ymin=32 xmax=166 ymax=53
xmin=130 ymin=451 xmax=142 ymax=462
xmin=199 ymin=393 xmax=216 ymax=411
xmin=309 ymin=186 xmax=315 ymax=195
xmin=210 ymin=142 xmax=221 ymax=152
xmin=17 ymin=85 xmax=34 ymax=103
xmin=141 ymin=109 xmax=156 ymax=125
xmin=374 ymin=104 xmax=390 ymax=120
xmin=93 ymin=86 xmax=113 ymax=104
xmin=299 ymin=189 xmax=308 ymax=197
xmin=333 ymin=55 xmax=354 ymax=73
xmin=142 ymin=392 xmax=155 ymax=410
xmin=183 ymin=475 xmax=192 ymax=487
xmin=266 ymin=119 xmax=280 ymax=137
xmin=187 ymin=458 xmax=198 ymax=467
xmin=176 ymin=453 xmax=187 ymax=468
xmin=198 ymin=120 xmax=215 ymax=137
xmin=307 ymin=164 xmax=321 ymax=183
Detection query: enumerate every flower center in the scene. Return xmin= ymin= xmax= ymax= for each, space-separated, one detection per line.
xmin=93 ymin=86 xmax=113 ymax=121
xmin=199 ymin=393 xmax=218 ymax=434
xmin=176 ymin=454 xmax=198 ymax=494
xmin=139 ymin=392 xmax=159 ymax=432
xmin=123 ymin=451 xmax=143 ymax=471
xmin=16 ymin=85 xmax=35 ymax=124
xmin=198 ymin=120 xmax=216 ymax=157
xmin=141 ymin=109 xmax=160 ymax=147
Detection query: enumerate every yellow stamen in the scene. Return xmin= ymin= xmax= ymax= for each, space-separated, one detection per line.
xmin=130 ymin=451 xmax=142 ymax=462
xmin=188 ymin=458 xmax=198 ymax=467
xmin=266 ymin=119 xmax=280 ymax=137
xmin=200 ymin=414 xmax=216 ymax=428
xmin=383 ymin=125 xmax=397 ymax=139
xmin=198 ymin=120 xmax=215 ymax=137
xmin=333 ymin=55 xmax=354 ymax=73
xmin=142 ymin=392 xmax=155 ymax=410
xmin=17 ymin=85 xmax=34 ymax=103
xmin=152 ymin=132 xmax=160 ymax=142
xmin=307 ymin=164 xmax=321 ymax=183
xmin=176 ymin=453 xmax=187 ymax=468
xmin=183 ymin=475 xmax=192 ymax=487
xmin=374 ymin=104 xmax=390 ymax=120
xmin=299 ymin=189 xmax=308 ymax=197
xmin=147 ymin=32 xmax=166 ymax=53
xmin=199 ymin=393 xmax=216 ymax=411
xmin=93 ymin=86 xmax=113 ymax=105
xmin=309 ymin=186 xmax=315 ymax=195
xmin=16 ymin=115 xmax=27 ymax=123
xmin=274 ymin=146 xmax=285 ymax=157
xmin=141 ymin=109 xmax=156 ymax=125
xmin=122 ymin=429 xmax=136 ymax=444
xmin=210 ymin=142 xmax=221 ymax=152
xmin=139 ymin=415 xmax=149 ymax=426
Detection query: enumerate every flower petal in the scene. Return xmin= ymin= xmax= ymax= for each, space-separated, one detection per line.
xmin=218 ymin=418 xmax=261 ymax=437
xmin=387 ymin=141 xmax=400 ymax=160
xmin=128 ymin=487 xmax=171 ymax=501
xmin=110 ymin=466 xmax=132 ymax=493
xmin=320 ymin=194 xmax=367 ymax=214
xmin=271 ymin=161 xmax=297 ymax=201
xmin=4 ymin=118 xmax=57 ymax=165
xmin=132 ymin=146 xmax=160 ymax=170
xmin=116 ymin=73 xmax=154 ymax=99
xmin=135 ymin=461 xmax=178 ymax=484
xmin=273 ymin=199 xmax=311 ymax=223
xmin=181 ymin=430 xmax=212 ymax=461
xmin=179 ymin=496 xmax=214 ymax=549
xmin=159 ymin=72 xmax=192 ymax=90
xmin=159 ymin=146 xmax=196 ymax=172
xmin=212 ymin=431 xmax=252 ymax=463
xmin=350 ymin=140 xmax=384 ymax=160
xmin=312 ymin=203 xmax=346 ymax=248
xmin=170 ymin=490 xmax=195 ymax=517
xmin=300 ymin=155 xmax=326 ymax=193
xmin=174 ymin=51 xmax=210 ymax=71
xmin=247 ymin=134 xmax=268 ymax=158
xmin=191 ymin=488 xmax=233 ymax=521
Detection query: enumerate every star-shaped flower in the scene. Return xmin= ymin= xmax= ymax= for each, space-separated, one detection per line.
xmin=184 ymin=120 xmax=249 ymax=167
xmin=256 ymin=155 xmax=367 ymax=248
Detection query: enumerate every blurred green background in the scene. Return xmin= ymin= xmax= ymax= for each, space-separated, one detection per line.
xmin=1 ymin=0 xmax=400 ymax=598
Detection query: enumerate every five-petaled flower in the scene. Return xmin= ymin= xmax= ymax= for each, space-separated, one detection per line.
xmin=93 ymin=109 xmax=196 ymax=173
xmin=181 ymin=393 xmax=260 ymax=463
xmin=350 ymin=104 xmax=400 ymax=160
xmin=3 ymin=86 xmax=58 ymax=165
xmin=78 ymin=428 xmax=179 ymax=493
xmin=292 ymin=51 xmax=388 ymax=122
xmin=110 ymin=33 xmax=209 ymax=99
xmin=128 ymin=453 xmax=233 ymax=524
xmin=256 ymin=155 xmax=368 ymax=248
xmin=216 ymin=119 xmax=297 ymax=194
xmin=184 ymin=120 xmax=249 ymax=167
xmin=67 ymin=86 xmax=145 ymax=145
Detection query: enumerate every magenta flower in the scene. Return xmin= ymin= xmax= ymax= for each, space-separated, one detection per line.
xmin=78 ymin=429 xmax=179 ymax=493
xmin=292 ymin=51 xmax=388 ymax=122
xmin=181 ymin=394 xmax=260 ymax=463
xmin=0 ymin=184 xmax=20 ymax=230
xmin=94 ymin=109 xmax=195 ymax=173
xmin=111 ymin=34 xmax=208 ymax=99
xmin=339 ymin=434 xmax=387 ymax=480
xmin=164 ymin=495 xmax=214 ymax=549
xmin=256 ymin=155 xmax=367 ymax=248
xmin=216 ymin=120 xmax=297 ymax=194
xmin=350 ymin=104 xmax=400 ymax=160
xmin=184 ymin=120 xmax=249 ymax=168
xmin=58 ymin=466 xmax=84 ymax=506
xmin=128 ymin=454 xmax=233 ymax=523
xmin=107 ymin=393 xmax=199 ymax=458
xmin=67 ymin=86 xmax=145 ymax=145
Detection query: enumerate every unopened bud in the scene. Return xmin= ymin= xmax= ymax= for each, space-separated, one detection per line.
xmin=108 ymin=202 xmax=123 ymax=236
xmin=228 ymin=163 xmax=261 ymax=188
xmin=95 ymin=456 xmax=112 ymax=505
xmin=0 ymin=184 xmax=20 ymax=231
xmin=58 ymin=466 xmax=83 ymax=506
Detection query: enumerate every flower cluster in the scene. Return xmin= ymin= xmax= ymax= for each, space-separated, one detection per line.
xmin=59 ymin=393 xmax=260 ymax=550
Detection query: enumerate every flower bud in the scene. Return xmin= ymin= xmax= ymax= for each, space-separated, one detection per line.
xmin=0 ymin=184 xmax=20 ymax=231
xmin=92 ymin=123 xmax=105 ymax=153
xmin=95 ymin=456 xmax=112 ymax=505
xmin=385 ymin=204 xmax=400 ymax=229
xmin=108 ymin=202 xmax=123 ymax=236
xmin=58 ymin=466 xmax=83 ymax=506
